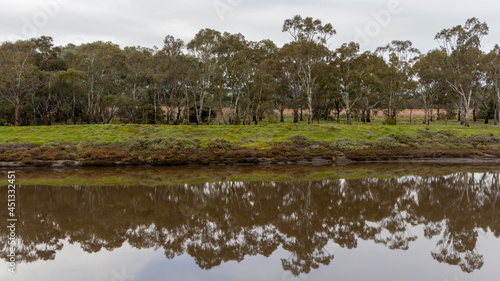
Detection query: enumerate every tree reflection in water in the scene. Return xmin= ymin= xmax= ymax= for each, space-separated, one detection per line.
xmin=1 ymin=172 xmax=499 ymax=276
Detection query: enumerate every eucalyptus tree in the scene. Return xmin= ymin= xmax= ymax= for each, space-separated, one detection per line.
xmin=153 ymin=35 xmax=189 ymax=124
xmin=122 ymin=46 xmax=154 ymax=123
xmin=282 ymin=15 xmax=336 ymax=124
xmin=52 ymin=69 xmax=87 ymax=124
xmin=187 ymin=29 xmax=222 ymax=125
xmin=217 ymin=32 xmax=251 ymax=124
xmin=414 ymin=49 xmax=447 ymax=125
xmin=243 ymin=40 xmax=278 ymax=125
xmin=31 ymin=36 xmax=67 ymax=125
xmin=0 ymin=40 xmax=38 ymax=126
xmin=66 ymin=41 xmax=124 ymax=123
xmin=356 ymin=51 xmax=388 ymax=123
xmin=376 ymin=40 xmax=420 ymax=122
xmin=331 ymin=42 xmax=364 ymax=125
xmin=435 ymin=17 xmax=489 ymax=127
xmin=482 ymin=45 xmax=500 ymax=126
xmin=315 ymin=60 xmax=341 ymax=122
xmin=278 ymin=45 xmax=308 ymax=123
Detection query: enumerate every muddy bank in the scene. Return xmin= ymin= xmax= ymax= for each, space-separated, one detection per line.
xmin=1 ymin=143 xmax=500 ymax=167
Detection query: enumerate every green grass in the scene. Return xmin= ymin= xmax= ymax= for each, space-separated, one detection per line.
xmin=0 ymin=119 xmax=499 ymax=148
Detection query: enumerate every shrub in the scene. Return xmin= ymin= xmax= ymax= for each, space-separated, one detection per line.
xmin=465 ymin=133 xmax=499 ymax=146
xmin=436 ymin=130 xmax=457 ymax=138
xmin=385 ymin=118 xmax=397 ymax=125
xmin=331 ymin=138 xmax=365 ymax=151
xmin=125 ymin=139 xmax=149 ymax=151
xmin=77 ymin=140 xmax=100 ymax=150
xmin=288 ymin=135 xmax=312 ymax=147
xmin=31 ymin=141 xmax=45 ymax=147
xmin=127 ymin=137 xmax=198 ymax=151
xmin=270 ymin=143 xmax=292 ymax=155
xmin=147 ymin=137 xmax=199 ymax=150
xmin=373 ymin=136 xmax=408 ymax=148
xmin=205 ymin=138 xmax=239 ymax=149
xmin=417 ymin=129 xmax=435 ymax=140
xmin=327 ymin=125 xmax=340 ymax=132
xmin=246 ymin=142 xmax=271 ymax=150
xmin=388 ymin=133 xmax=416 ymax=144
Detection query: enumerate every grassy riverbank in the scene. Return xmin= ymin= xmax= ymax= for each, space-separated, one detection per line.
xmin=0 ymin=120 xmax=500 ymax=166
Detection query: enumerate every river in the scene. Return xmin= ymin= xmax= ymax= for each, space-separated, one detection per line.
xmin=1 ymin=164 xmax=500 ymax=281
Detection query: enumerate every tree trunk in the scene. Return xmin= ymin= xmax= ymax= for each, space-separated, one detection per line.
xmin=464 ymin=101 xmax=470 ymax=127
xmin=14 ymin=92 xmax=20 ymax=126
xmin=293 ymin=108 xmax=299 ymax=123
xmin=308 ymin=86 xmax=314 ymax=124
xmin=346 ymin=110 xmax=352 ymax=125
xmin=280 ymin=108 xmax=284 ymax=123
xmin=46 ymin=81 xmax=52 ymax=126
xmin=366 ymin=110 xmax=371 ymax=123
xmin=495 ymin=100 xmax=499 ymax=126
xmin=423 ymin=105 xmax=428 ymax=125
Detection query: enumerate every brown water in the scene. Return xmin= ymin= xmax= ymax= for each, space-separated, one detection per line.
xmin=1 ymin=165 xmax=500 ymax=281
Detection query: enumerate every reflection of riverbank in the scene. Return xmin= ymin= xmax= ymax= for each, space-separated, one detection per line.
xmin=3 ymin=152 xmax=500 ymax=168
xmin=0 ymin=171 xmax=499 ymax=276
xmin=2 ymin=164 xmax=500 ymax=186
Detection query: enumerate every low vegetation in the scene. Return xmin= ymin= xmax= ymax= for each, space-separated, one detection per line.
xmin=0 ymin=120 xmax=499 ymax=166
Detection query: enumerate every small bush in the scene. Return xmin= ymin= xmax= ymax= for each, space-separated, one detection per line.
xmin=417 ymin=129 xmax=435 ymax=140
xmin=327 ymin=126 xmax=340 ymax=132
xmin=125 ymin=139 xmax=149 ymax=151
xmin=373 ymin=136 xmax=408 ymax=149
xmin=206 ymin=138 xmax=239 ymax=149
xmin=31 ymin=141 xmax=45 ymax=147
xmin=154 ymin=137 xmax=194 ymax=149
xmin=465 ymin=134 xmax=499 ymax=146
xmin=128 ymin=137 xmax=198 ymax=151
xmin=436 ymin=130 xmax=457 ymax=138
xmin=77 ymin=140 xmax=100 ymax=151
xmin=385 ymin=118 xmax=397 ymax=125
xmin=270 ymin=143 xmax=292 ymax=155
xmin=289 ymin=135 xmax=312 ymax=147
xmin=388 ymin=133 xmax=416 ymax=144
xmin=331 ymin=138 xmax=365 ymax=151
xmin=246 ymin=142 xmax=271 ymax=150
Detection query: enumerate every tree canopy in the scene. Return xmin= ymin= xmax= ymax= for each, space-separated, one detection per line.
xmin=0 ymin=17 xmax=499 ymax=127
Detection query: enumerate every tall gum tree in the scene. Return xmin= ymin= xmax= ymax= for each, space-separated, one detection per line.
xmin=414 ymin=49 xmax=447 ymax=125
xmin=0 ymin=40 xmax=37 ymax=126
xmin=187 ymin=29 xmax=222 ymax=125
xmin=282 ymin=15 xmax=336 ymax=124
xmin=67 ymin=41 xmax=124 ymax=124
xmin=482 ymin=45 xmax=500 ymax=127
xmin=332 ymin=42 xmax=363 ymax=125
xmin=435 ymin=17 xmax=489 ymax=127
xmin=357 ymin=52 xmax=387 ymax=123
xmin=376 ymin=40 xmax=420 ymax=122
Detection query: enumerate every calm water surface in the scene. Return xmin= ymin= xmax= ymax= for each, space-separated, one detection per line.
xmin=1 ymin=165 xmax=500 ymax=281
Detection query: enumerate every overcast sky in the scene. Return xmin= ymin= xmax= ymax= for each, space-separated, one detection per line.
xmin=1 ymin=0 xmax=499 ymax=53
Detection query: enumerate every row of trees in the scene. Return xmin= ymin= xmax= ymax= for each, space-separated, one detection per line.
xmin=0 ymin=16 xmax=499 ymax=127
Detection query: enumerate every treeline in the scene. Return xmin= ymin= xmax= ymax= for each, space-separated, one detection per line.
xmin=0 ymin=16 xmax=499 ymax=127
